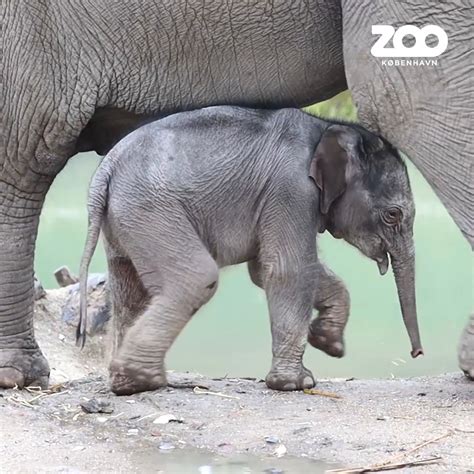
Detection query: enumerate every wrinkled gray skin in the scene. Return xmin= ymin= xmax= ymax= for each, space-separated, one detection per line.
xmin=77 ymin=107 xmax=420 ymax=395
xmin=1 ymin=0 xmax=472 ymax=389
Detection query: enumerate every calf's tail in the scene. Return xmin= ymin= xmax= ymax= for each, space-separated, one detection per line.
xmin=76 ymin=171 xmax=110 ymax=348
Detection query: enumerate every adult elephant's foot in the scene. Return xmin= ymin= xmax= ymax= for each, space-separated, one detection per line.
xmin=458 ymin=314 xmax=474 ymax=380
xmin=109 ymin=359 xmax=167 ymax=395
xmin=0 ymin=348 xmax=50 ymax=389
xmin=266 ymin=360 xmax=315 ymax=391
xmin=308 ymin=318 xmax=345 ymax=358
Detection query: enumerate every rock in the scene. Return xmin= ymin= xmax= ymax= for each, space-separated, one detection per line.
xmin=80 ymin=398 xmax=114 ymax=414
xmin=54 ymin=266 xmax=79 ymax=287
xmin=61 ymin=273 xmax=110 ymax=336
xmin=458 ymin=314 xmax=474 ymax=380
xmin=34 ymin=275 xmax=46 ymax=300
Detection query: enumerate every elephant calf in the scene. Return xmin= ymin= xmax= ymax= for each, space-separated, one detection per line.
xmin=78 ymin=106 xmax=423 ymax=395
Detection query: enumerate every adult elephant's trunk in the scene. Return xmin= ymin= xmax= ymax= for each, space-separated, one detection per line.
xmin=390 ymin=239 xmax=423 ymax=358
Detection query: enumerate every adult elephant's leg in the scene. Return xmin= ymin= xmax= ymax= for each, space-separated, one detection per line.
xmin=0 ymin=79 xmax=91 ymax=388
xmin=0 ymin=170 xmax=53 ymax=388
xmin=342 ymin=0 xmax=473 ymax=246
xmin=341 ymin=0 xmax=473 ymax=377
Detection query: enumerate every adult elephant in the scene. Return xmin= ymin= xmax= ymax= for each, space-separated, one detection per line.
xmin=1 ymin=0 xmax=472 ymax=388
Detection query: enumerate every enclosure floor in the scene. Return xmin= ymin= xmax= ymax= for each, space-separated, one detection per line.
xmin=2 ymin=373 xmax=473 ymax=472
xmin=1 ymin=290 xmax=472 ymax=473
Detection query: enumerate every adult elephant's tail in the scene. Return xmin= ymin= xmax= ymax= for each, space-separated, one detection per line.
xmin=76 ymin=169 xmax=110 ymax=348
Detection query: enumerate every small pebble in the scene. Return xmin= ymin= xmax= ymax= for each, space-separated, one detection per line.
xmin=127 ymin=429 xmax=139 ymax=436
xmin=80 ymin=398 xmax=113 ymax=414
xmin=153 ymin=414 xmax=182 ymax=424
xmin=274 ymin=444 xmax=287 ymax=457
xmin=159 ymin=442 xmax=176 ymax=450
xmin=293 ymin=426 xmax=310 ymax=435
xmin=265 ymin=436 xmax=280 ymax=444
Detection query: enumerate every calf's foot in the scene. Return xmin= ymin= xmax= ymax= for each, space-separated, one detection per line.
xmin=266 ymin=359 xmax=315 ymax=391
xmin=0 ymin=348 xmax=50 ymax=389
xmin=109 ymin=358 xmax=167 ymax=395
xmin=308 ymin=318 xmax=345 ymax=358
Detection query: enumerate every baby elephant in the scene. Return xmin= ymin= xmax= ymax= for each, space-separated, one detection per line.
xmin=78 ymin=106 xmax=423 ymax=395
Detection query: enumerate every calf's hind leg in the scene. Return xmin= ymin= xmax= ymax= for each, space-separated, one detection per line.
xmin=109 ymin=222 xmax=218 ymax=395
xmin=104 ymin=240 xmax=149 ymax=357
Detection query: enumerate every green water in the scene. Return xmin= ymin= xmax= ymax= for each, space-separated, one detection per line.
xmin=36 ymin=151 xmax=472 ymax=380
xmin=129 ymin=449 xmax=331 ymax=473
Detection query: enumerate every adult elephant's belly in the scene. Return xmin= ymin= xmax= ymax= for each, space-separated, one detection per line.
xmin=146 ymin=2 xmax=347 ymax=114
xmin=77 ymin=1 xmax=346 ymax=156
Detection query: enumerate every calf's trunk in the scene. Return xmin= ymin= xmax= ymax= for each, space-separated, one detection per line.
xmin=390 ymin=240 xmax=423 ymax=358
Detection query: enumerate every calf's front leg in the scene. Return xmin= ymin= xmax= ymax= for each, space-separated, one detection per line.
xmin=256 ymin=203 xmax=318 ymax=392
xmin=248 ymin=259 xmax=350 ymax=359
xmin=308 ymin=264 xmax=350 ymax=358
xmin=264 ymin=269 xmax=316 ymax=390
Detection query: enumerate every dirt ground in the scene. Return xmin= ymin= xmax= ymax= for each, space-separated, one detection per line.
xmin=1 ymin=288 xmax=473 ymax=473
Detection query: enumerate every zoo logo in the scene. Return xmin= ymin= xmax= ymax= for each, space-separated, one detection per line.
xmin=371 ymin=25 xmax=448 ymax=58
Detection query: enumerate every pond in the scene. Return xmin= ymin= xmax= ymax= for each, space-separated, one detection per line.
xmin=36 ymin=151 xmax=472 ymax=380
xmin=129 ymin=449 xmax=332 ymax=473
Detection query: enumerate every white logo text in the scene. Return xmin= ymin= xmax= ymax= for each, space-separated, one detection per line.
xmin=371 ymin=25 xmax=448 ymax=58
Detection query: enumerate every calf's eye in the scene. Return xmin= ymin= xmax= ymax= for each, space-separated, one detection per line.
xmin=382 ymin=207 xmax=402 ymax=225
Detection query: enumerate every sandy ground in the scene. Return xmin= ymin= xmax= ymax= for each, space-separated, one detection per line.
xmin=1 ymin=288 xmax=473 ymax=473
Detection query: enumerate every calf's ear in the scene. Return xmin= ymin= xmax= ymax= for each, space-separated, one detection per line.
xmin=309 ymin=125 xmax=361 ymax=215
